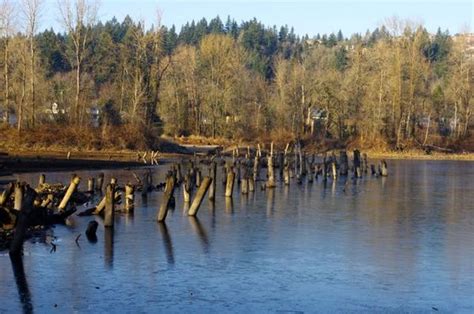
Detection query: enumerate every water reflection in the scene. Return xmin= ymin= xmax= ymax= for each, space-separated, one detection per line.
xmin=104 ymin=228 xmax=114 ymax=269
xmin=158 ymin=222 xmax=175 ymax=266
xmin=189 ymin=217 xmax=210 ymax=254
xmin=225 ymin=197 xmax=233 ymax=214
xmin=10 ymin=254 xmax=33 ymax=314
xmin=266 ymin=188 xmax=275 ymax=217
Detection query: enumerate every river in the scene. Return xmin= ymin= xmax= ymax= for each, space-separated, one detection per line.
xmin=0 ymin=159 xmax=473 ymax=312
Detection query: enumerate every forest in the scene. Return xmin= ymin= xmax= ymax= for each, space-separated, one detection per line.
xmin=0 ymin=0 xmax=472 ymax=152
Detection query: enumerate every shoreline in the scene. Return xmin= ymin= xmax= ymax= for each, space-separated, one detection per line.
xmin=1 ymin=147 xmax=473 ymax=177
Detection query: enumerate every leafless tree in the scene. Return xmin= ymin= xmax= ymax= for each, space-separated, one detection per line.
xmin=0 ymin=0 xmax=15 ymax=125
xmin=57 ymin=0 xmax=99 ymax=124
xmin=21 ymin=0 xmax=43 ymax=127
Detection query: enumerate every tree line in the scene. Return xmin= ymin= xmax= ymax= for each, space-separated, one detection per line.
xmin=0 ymin=0 xmax=472 ymax=150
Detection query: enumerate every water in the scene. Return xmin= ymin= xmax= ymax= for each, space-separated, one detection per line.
xmin=0 ymin=160 xmax=473 ymax=313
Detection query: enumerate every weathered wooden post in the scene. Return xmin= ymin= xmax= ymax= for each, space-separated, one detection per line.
xmin=157 ymin=176 xmax=176 ymax=222
xmin=176 ymin=163 xmax=183 ymax=184
xmin=13 ymin=183 xmax=24 ymax=212
xmin=104 ymin=184 xmax=115 ymax=228
xmin=353 ymin=149 xmax=362 ymax=178
xmin=183 ymin=174 xmax=192 ymax=203
xmin=87 ymin=177 xmax=95 ymax=193
xmin=125 ymin=183 xmax=135 ymax=213
xmin=339 ymin=151 xmax=349 ymax=176
xmin=379 ymin=160 xmax=388 ymax=177
xmin=196 ymin=168 xmax=202 ymax=188
xmin=331 ymin=161 xmax=337 ymax=180
xmin=96 ymin=173 xmax=105 ymax=192
xmin=278 ymin=151 xmax=284 ymax=178
xmin=284 ymin=162 xmax=290 ymax=185
xmin=188 ymin=176 xmax=212 ymax=216
xmin=253 ymin=154 xmax=260 ymax=182
xmin=237 ymin=160 xmax=243 ymax=185
xmin=267 ymin=142 xmax=276 ymax=188
xmin=0 ymin=183 xmax=13 ymax=207
xmin=142 ymin=171 xmax=150 ymax=195
xmin=241 ymin=165 xmax=249 ymax=194
xmin=249 ymin=174 xmax=255 ymax=192
xmin=58 ymin=176 xmax=81 ymax=211
xmin=208 ymin=162 xmax=217 ymax=201
xmin=322 ymin=154 xmax=328 ymax=181
xmin=38 ymin=174 xmax=45 ymax=186
xmin=10 ymin=186 xmax=36 ymax=255
xmin=225 ymin=166 xmax=235 ymax=197
xmin=371 ymin=164 xmax=377 ymax=176
xmin=221 ymin=164 xmax=227 ymax=185
xmin=362 ymin=153 xmax=368 ymax=174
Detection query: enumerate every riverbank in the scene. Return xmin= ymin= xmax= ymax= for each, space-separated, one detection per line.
xmin=2 ymin=138 xmax=473 ymax=177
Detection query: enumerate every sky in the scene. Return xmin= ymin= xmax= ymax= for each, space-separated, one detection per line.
xmin=41 ymin=0 xmax=472 ymax=36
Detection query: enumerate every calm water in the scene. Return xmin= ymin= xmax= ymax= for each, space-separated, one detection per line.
xmin=0 ymin=160 xmax=473 ymax=313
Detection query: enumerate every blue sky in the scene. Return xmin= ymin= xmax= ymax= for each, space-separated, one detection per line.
xmin=42 ymin=0 xmax=472 ymax=36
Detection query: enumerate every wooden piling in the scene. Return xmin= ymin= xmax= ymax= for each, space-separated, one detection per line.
xmin=38 ymin=174 xmax=45 ymax=186
xmin=331 ymin=161 xmax=337 ymax=180
xmin=188 ymin=176 xmax=212 ymax=216
xmin=209 ymin=162 xmax=217 ymax=201
xmin=157 ymin=176 xmax=176 ymax=222
xmin=104 ymin=184 xmax=115 ymax=228
xmin=196 ymin=168 xmax=202 ymax=188
xmin=87 ymin=177 xmax=95 ymax=193
xmin=9 ymin=186 xmax=36 ymax=256
xmin=339 ymin=151 xmax=349 ymax=176
xmin=379 ymin=160 xmax=388 ymax=177
xmin=353 ymin=149 xmax=362 ymax=178
xmin=267 ymin=142 xmax=276 ymax=188
xmin=58 ymin=176 xmax=81 ymax=211
xmin=13 ymin=183 xmax=24 ymax=212
xmin=183 ymin=174 xmax=192 ymax=203
xmin=225 ymin=167 xmax=235 ymax=197
xmin=241 ymin=166 xmax=249 ymax=195
xmin=125 ymin=183 xmax=135 ymax=213
xmin=0 ymin=183 xmax=13 ymax=207
xmin=96 ymin=173 xmax=104 ymax=192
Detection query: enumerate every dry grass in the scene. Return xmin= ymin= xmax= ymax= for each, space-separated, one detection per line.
xmin=0 ymin=124 xmax=165 ymax=152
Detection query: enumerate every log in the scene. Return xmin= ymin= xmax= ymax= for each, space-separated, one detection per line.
xmin=104 ymin=184 xmax=115 ymax=228
xmin=94 ymin=196 xmax=106 ymax=215
xmin=58 ymin=176 xmax=81 ymax=211
xmin=157 ymin=176 xmax=176 ymax=222
xmin=188 ymin=177 xmax=212 ymax=216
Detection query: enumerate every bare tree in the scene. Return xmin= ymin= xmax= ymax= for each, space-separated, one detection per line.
xmin=57 ymin=0 xmax=98 ymax=124
xmin=0 ymin=0 xmax=15 ymax=125
xmin=21 ymin=0 xmax=42 ymax=127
